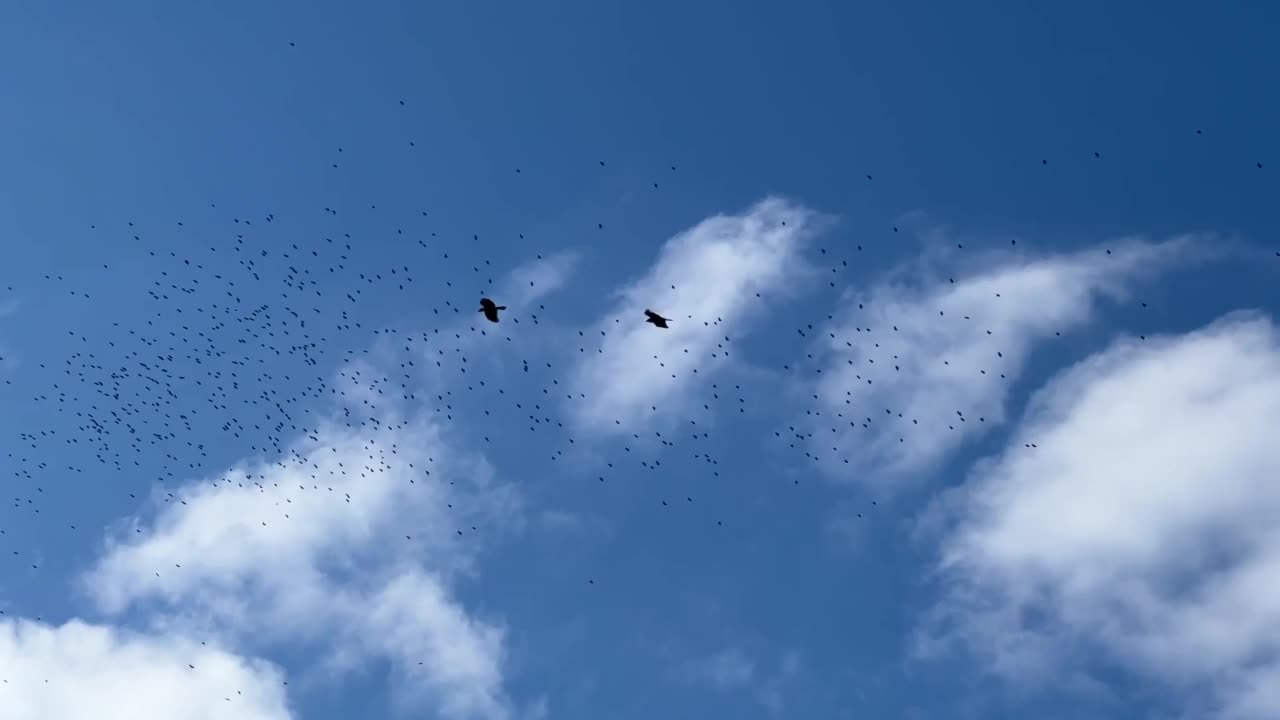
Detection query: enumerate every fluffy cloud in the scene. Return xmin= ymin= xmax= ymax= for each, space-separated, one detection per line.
xmin=360 ymin=570 xmax=508 ymax=718
xmin=807 ymin=238 xmax=1191 ymax=484
xmin=84 ymin=360 xmax=520 ymax=720
xmin=568 ymin=196 xmax=825 ymax=433
xmin=920 ymin=313 xmax=1280 ymax=719
xmin=0 ymin=618 xmax=292 ymax=720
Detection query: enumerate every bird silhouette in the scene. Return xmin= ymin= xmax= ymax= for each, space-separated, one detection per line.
xmin=644 ymin=309 xmax=671 ymax=328
xmin=478 ymin=297 xmax=506 ymax=323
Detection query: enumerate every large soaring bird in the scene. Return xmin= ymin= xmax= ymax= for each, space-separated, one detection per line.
xmin=479 ymin=297 xmax=506 ymax=323
xmin=644 ymin=309 xmax=671 ymax=328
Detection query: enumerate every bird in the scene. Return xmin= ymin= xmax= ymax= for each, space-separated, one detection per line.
xmin=478 ymin=297 xmax=506 ymax=323
xmin=644 ymin=309 xmax=671 ymax=328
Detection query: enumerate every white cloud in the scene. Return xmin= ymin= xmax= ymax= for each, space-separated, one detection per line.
xmin=0 ymin=297 xmax=16 ymax=379
xmin=0 ymin=618 xmax=292 ymax=720
xmin=498 ymin=251 xmax=578 ymax=310
xmin=806 ymin=238 xmax=1192 ymax=485
xmin=694 ymin=647 xmax=757 ymax=690
xmin=361 ymin=570 xmax=509 ymax=718
xmin=919 ymin=313 xmax=1280 ymax=719
xmin=568 ymin=196 xmax=825 ymax=434
xmin=682 ymin=647 xmax=802 ymax=716
xmin=84 ymin=360 xmax=520 ymax=720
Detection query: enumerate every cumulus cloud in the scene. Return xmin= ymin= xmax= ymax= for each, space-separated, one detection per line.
xmin=84 ymin=360 xmax=520 ymax=720
xmin=361 ymin=570 xmax=509 ymax=718
xmin=919 ymin=313 xmax=1280 ymax=719
xmin=0 ymin=618 xmax=292 ymax=720
xmin=806 ymin=238 xmax=1192 ymax=484
xmin=568 ymin=196 xmax=826 ymax=433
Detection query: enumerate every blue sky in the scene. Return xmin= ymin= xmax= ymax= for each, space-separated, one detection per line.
xmin=1 ymin=2 xmax=1279 ymax=719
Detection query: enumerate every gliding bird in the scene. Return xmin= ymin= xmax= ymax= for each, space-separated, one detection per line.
xmin=644 ymin=309 xmax=671 ymax=328
xmin=479 ymin=298 xmax=506 ymax=323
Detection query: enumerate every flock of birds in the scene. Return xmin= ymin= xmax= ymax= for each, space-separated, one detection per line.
xmin=0 ymin=80 xmax=1273 ymax=713
xmin=0 ymin=124 xmax=1272 ymax=564
xmin=0 ymin=141 xmax=812 ymax=598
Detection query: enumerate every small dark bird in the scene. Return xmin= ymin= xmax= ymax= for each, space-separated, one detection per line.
xmin=478 ymin=298 xmax=506 ymax=323
xmin=644 ymin=309 xmax=671 ymax=328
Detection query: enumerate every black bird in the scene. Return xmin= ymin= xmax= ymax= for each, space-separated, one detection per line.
xmin=478 ymin=298 xmax=506 ymax=323
xmin=644 ymin=309 xmax=671 ymax=328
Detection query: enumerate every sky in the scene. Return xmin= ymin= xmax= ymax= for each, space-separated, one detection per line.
xmin=1 ymin=2 xmax=1279 ymax=719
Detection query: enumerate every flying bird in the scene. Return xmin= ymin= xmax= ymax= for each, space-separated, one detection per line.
xmin=644 ymin=309 xmax=671 ymax=328
xmin=479 ymin=297 xmax=506 ymax=323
